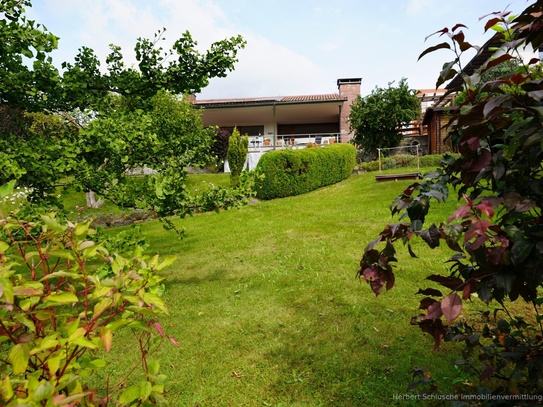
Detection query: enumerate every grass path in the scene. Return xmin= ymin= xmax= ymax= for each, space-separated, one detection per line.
xmin=100 ymin=172 xmax=471 ymax=406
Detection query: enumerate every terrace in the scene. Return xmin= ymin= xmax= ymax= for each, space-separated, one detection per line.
xmin=247 ymin=132 xmax=339 ymax=150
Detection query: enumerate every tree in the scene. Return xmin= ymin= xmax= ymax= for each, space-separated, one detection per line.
xmin=348 ymin=78 xmax=421 ymax=156
xmin=0 ymin=0 xmax=62 ymax=112
xmin=358 ymin=1 xmax=543 ymax=396
xmin=227 ymin=127 xmax=249 ymax=187
xmin=0 ymin=0 xmax=250 ymax=220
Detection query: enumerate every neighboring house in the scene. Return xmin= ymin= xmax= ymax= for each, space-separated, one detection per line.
xmin=422 ymin=106 xmax=459 ymax=154
xmin=422 ymin=31 xmax=516 ymax=154
xmin=399 ymin=89 xmax=451 ymax=154
xmin=193 ymin=78 xmax=362 ymax=148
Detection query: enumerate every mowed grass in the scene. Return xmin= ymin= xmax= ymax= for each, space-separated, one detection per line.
xmin=92 ymin=170 xmax=479 ymax=406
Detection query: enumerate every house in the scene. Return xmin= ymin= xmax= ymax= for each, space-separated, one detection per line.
xmin=422 ymin=106 xmax=459 ymax=154
xmin=193 ymin=78 xmax=362 ymax=148
xmin=398 ymin=89 xmax=452 ymax=155
xmin=422 ymin=30 xmax=517 ymax=154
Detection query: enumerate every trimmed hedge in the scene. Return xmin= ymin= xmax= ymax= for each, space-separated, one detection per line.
xmin=255 ymin=143 xmax=356 ymax=200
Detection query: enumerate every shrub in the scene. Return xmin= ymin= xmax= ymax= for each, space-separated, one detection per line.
xmin=419 ymin=153 xmax=459 ymax=168
xmin=255 ymin=144 xmax=356 ymax=200
xmin=0 ymin=209 xmax=177 ymax=405
xmin=227 ymin=127 xmax=248 ymax=187
xmin=211 ymin=128 xmax=230 ymax=172
xmin=358 ymin=3 xmax=543 ymax=398
xmin=358 ymin=154 xmax=456 ymax=172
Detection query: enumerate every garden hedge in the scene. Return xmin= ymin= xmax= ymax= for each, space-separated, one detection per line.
xmin=255 ymin=143 xmax=356 ymax=200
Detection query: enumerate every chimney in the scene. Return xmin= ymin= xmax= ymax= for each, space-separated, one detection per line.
xmin=337 ymin=78 xmax=361 ymax=143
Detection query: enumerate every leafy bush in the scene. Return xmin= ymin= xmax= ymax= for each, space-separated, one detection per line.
xmin=211 ymin=128 xmax=231 ymax=172
xmin=0 ymin=207 xmax=177 ymax=405
xmin=358 ymin=154 xmax=456 ymax=172
xmin=255 ymin=144 xmax=356 ymax=200
xmin=358 ymin=3 xmax=543 ymax=398
xmin=382 ymin=157 xmax=398 ymax=170
xmin=419 ymin=153 xmax=458 ymax=167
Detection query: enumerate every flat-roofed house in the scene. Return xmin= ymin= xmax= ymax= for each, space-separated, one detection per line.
xmin=193 ymin=78 xmax=362 ymax=149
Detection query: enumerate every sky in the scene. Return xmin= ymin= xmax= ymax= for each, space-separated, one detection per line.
xmin=28 ymin=0 xmax=536 ymax=99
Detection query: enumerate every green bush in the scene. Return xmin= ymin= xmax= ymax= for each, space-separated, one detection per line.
xmin=358 ymin=154 xmax=458 ymax=172
xmin=0 ymin=210 xmax=176 ymax=405
xmin=255 ymin=144 xmax=356 ymax=200
xmin=419 ymin=153 xmax=459 ymax=167
xmin=227 ymin=127 xmax=248 ymax=187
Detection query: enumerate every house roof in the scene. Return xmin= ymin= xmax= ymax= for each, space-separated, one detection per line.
xmin=446 ymin=33 xmax=504 ymax=90
xmin=193 ymin=94 xmax=346 ymax=108
xmin=422 ymin=106 xmax=459 ymax=125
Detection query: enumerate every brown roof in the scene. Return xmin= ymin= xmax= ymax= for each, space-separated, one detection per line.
xmin=446 ymin=33 xmax=504 ymax=90
xmin=194 ymin=94 xmax=346 ymax=108
xmin=422 ymin=106 xmax=459 ymax=125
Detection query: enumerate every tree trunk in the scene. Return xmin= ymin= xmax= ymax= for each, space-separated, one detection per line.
xmin=85 ymin=191 xmax=104 ymax=208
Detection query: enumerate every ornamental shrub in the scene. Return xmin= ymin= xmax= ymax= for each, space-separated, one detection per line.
xmin=358 ymin=2 xmax=543 ymax=398
xmin=255 ymin=143 xmax=356 ymax=200
xmin=227 ymin=127 xmax=248 ymax=187
xmin=0 ymin=201 xmax=177 ymax=405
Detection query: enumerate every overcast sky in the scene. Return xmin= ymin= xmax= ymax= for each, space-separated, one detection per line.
xmin=29 ymin=0 xmax=535 ymax=99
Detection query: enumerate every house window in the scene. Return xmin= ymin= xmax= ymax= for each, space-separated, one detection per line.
xmin=219 ymin=126 xmax=264 ymax=137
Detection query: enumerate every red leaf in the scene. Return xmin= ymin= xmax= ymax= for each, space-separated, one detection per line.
xmin=426 ymin=275 xmax=463 ymax=290
xmin=168 ymin=335 xmax=179 ymax=347
xmin=417 ymin=319 xmax=447 ymax=351
xmin=425 ymin=301 xmax=443 ymax=320
xmin=364 ymin=237 xmax=382 ymax=253
xmin=484 ymin=17 xmax=501 ymax=32
xmin=419 ymin=297 xmax=438 ymax=310
xmin=451 ymin=23 xmax=468 ymax=32
xmin=441 ymin=293 xmax=462 ymax=323
xmin=475 ymin=200 xmax=494 ymax=219
xmin=424 ymin=28 xmax=449 ymax=42
xmin=153 ymin=322 xmax=164 ymax=337
xmin=447 ymin=205 xmax=471 ymax=222
xmin=462 ymin=280 xmax=475 ymax=300
xmin=465 ymin=219 xmax=490 ymax=241
xmin=418 ymin=42 xmax=451 ymax=61
xmin=479 ymin=364 xmax=494 ymax=382
xmin=416 ymin=288 xmax=443 ymax=297
xmin=100 ymin=327 xmax=113 ymax=353
xmin=484 ymin=54 xmax=513 ymax=72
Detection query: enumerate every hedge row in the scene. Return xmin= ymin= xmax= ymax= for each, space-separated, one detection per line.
xmin=255 ymin=144 xmax=356 ymax=200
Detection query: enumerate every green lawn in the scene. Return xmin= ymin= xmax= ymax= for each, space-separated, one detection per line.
xmin=92 ymin=171 xmax=477 ymax=406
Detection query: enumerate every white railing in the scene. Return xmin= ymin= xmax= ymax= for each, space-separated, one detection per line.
xmin=248 ymin=132 xmax=340 ymax=149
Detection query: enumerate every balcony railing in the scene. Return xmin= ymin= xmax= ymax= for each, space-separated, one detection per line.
xmin=248 ymin=132 xmax=340 ymax=149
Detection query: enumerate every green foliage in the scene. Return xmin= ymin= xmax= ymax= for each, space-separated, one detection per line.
xmin=1 ymin=0 xmax=245 ymax=112
xmin=0 ymin=0 xmax=61 ymax=112
xmin=348 ymin=78 xmax=421 ymax=155
xmin=227 ymin=127 xmax=249 ymax=187
xmin=358 ymin=2 xmax=543 ymax=397
xmin=0 ymin=206 xmax=176 ymax=405
xmin=358 ymin=154 xmax=457 ymax=173
xmin=1 ymin=1 xmax=250 ymax=227
xmin=0 ymin=106 xmax=78 ymax=205
xmin=210 ymin=128 xmax=231 ymax=172
xmin=254 ymin=144 xmax=356 ymax=200
xmin=76 ymin=91 xmax=216 ymax=220
xmin=454 ymin=58 xmax=524 ymax=104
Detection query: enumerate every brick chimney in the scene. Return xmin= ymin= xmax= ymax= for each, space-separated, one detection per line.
xmin=337 ymin=78 xmax=361 ymax=143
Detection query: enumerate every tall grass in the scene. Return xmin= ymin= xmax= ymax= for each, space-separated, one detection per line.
xmin=93 ymin=171 xmax=476 ymax=405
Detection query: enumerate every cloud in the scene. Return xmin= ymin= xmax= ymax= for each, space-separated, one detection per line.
xmin=406 ymin=0 xmax=436 ymax=16
xmin=199 ymin=34 xmax=327 ymax=98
